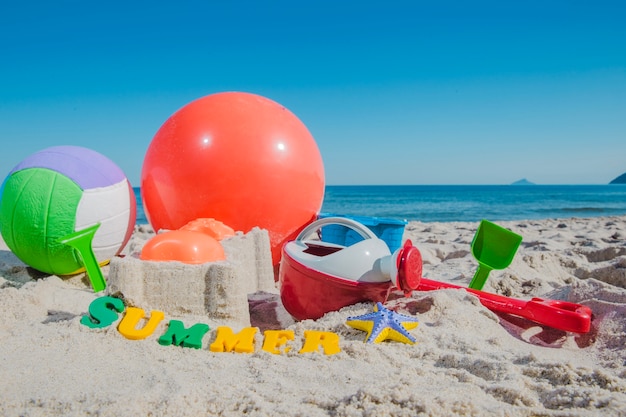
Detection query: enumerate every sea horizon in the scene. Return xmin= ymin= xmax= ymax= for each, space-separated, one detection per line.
xmin=133 ymin=184 xmax=626 ymax=226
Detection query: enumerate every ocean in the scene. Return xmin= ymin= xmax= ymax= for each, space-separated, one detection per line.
xmin=133 ymin=185 xmax=626 ymax=225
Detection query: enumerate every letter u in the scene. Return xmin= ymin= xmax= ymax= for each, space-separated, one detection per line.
xmin=117 ymin=307 xmax=165 ymax=340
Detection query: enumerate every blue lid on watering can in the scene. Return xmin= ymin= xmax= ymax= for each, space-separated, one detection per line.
xmin=317 ymin=213 xmax=407 ymax=252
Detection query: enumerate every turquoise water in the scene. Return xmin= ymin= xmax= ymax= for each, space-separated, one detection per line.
xmin=133 ymin=185 xmax=626 ymax=225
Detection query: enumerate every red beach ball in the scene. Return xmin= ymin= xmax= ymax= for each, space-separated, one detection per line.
xmin=141 ymin=92 xmax=325 ymax=270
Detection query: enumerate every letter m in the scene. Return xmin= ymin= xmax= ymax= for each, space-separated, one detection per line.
xmin=158 ymin=320 xmax=210 ymax=349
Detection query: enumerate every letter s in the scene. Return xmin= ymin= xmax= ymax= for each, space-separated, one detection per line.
xmin=80 ymin=296 xmax=125 ymax=329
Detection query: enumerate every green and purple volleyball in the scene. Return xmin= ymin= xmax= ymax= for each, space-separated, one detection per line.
xmin=0 ymin=146 xmax=136 ymax=275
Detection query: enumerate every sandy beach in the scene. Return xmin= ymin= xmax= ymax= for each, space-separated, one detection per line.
xmin=1 ymin=216 xmax=625 ymax=416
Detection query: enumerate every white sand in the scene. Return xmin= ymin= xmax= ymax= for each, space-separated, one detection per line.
xmin=1 ymin=216 xmax=626 ymax=416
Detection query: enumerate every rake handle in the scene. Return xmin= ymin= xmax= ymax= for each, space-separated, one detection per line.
xmin=416 ymin=277 xmax=591 ymax=333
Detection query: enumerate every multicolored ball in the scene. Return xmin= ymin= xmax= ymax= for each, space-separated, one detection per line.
xmin=0 ymin=146 xmax=136 ymax=275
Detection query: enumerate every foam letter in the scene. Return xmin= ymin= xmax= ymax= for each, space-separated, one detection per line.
xmin=209 ymin=326 xmax=257 ymax=353
xmin=299 ymin=330 xmax=341 ymax=355
xmin=158 ymin=320 xmax=210 ymax=349
xmin=117 ymin=307 xmax=165 ymax=340
xmin=262 ymin=330 xmax=295 ymax=354
xmin=80 ymin=296 xmax=125 ymax=329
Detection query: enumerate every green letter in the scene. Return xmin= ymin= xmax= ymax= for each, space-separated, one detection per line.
xmin=80 ymin=296 xmax=125 ymax=329
xmin=158 ymin=320 xmax=210 ymax=349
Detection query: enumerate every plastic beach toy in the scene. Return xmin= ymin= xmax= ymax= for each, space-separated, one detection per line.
xmin=468 ymin=220 xmax=522 ymax=290
xmin=179 ymin=218 xmax=235 ymax=240
xmin=141 ymin=92 xmax=325 ymax=269
xmin=280 ymin=217 xmax=592 ymax=333
xmin=346 ymin=302 xmax=420 ymax=344
xmin=279 ymin=217 xmax=422 ymax=321
xmin=140 ymin=229 xmax=226 ymax=264
xmin=140 ymin=218 xmax=232 ymax=264
xmin=417 ymin=276 xmax=592 ymax=334
xmin=317 ymin=213 xmax=407 ymax=253
xmin=58 ymin=224 xmax=107 ymax=292
xmin=0 ymin=146 xmax=136 ymax=275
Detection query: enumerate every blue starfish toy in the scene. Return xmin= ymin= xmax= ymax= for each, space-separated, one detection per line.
xmin=346 ymin=302 xmax=420 ymax=344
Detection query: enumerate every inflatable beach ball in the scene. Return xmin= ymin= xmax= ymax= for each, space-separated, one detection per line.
xmin=141 ymin=92 xmax=325 ymax=268
xmin=0 ymin=146 xmax=136 ymax=275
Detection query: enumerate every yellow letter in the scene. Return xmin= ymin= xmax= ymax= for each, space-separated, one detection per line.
xmin=209 ymin=326 xmax=257 ymax=353
xmin=117 ymin=307 xmax=165 ymax=340
xmin=299 ymin=330 xmax=341 ymax=355
xmin=262 ymin=330 xmax=295 ymax=354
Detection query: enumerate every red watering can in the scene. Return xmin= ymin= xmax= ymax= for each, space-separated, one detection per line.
xmin=279 ymin=218 xmax=592 ymax=333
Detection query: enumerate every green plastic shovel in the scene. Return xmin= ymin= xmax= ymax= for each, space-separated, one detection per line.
xmin=58 ymin=223 xmax=107 ymax=293
xmin=468 ymin=220 xmax=522 ymax=290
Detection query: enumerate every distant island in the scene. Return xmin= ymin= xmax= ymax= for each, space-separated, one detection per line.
xmin=511 ymin=178 xmax=535 ymax=185
xmin=610 ymin=173 xmax=626 ymax=184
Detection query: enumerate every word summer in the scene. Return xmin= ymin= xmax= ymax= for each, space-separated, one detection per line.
xmin=81 ymin=296 xmax=341 ymax=355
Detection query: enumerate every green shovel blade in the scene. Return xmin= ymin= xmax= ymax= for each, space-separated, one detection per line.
xmin=468 ymin=220 xmax=522 ymax=290
xmin=58 ymin=223 xmax=107 ymax=293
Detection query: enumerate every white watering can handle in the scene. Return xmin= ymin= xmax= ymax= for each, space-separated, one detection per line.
xmin=296 ymin=217 xmax=379 ymax=242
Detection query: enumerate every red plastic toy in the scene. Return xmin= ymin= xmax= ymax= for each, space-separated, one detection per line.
xmin=279 ymin=217 xmax=421 ymax=321
xmin=141 ymin=92 xmax=325 ymax=270
xmin=416 ymin=276 xmax=592 ymax=334
xmin=280 ymin=218 xmax=592 ymax=333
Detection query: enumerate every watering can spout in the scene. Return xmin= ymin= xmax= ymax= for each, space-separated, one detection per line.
xmin=380 ymin=240 xmax=423 ymax=296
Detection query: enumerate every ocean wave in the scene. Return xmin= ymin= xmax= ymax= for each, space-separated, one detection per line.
xmin=132 ymin=186 xmax=626 ymax=224
xmin=535 ymin=207 xmax=606 ymax=213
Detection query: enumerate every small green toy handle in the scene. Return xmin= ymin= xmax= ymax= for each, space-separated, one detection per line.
xmin=58 ymin=224 xmax=107 ymax=293
xmin=468 ymin=264 xmax=493 ymax=290
xmin=296 ymin=217 xmax=379 ymax=243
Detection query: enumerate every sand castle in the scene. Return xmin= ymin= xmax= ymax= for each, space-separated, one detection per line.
xmin=106 ymin=227 xmax=277 ymax=328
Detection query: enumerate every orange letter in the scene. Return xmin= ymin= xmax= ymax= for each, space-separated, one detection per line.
xmin=299 ymin=330 xmax=341 ymax=355
xmin=117 ymin=307 xmax=165 ymax=340
xmin=209 ymin=326 xmax=257 ymax=353
xmin=262 ymin=330 xmax=295 ymax=354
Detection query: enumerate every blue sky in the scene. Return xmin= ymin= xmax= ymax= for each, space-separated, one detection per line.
xmin=1 ymin=1 xmax=624 ymax=185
